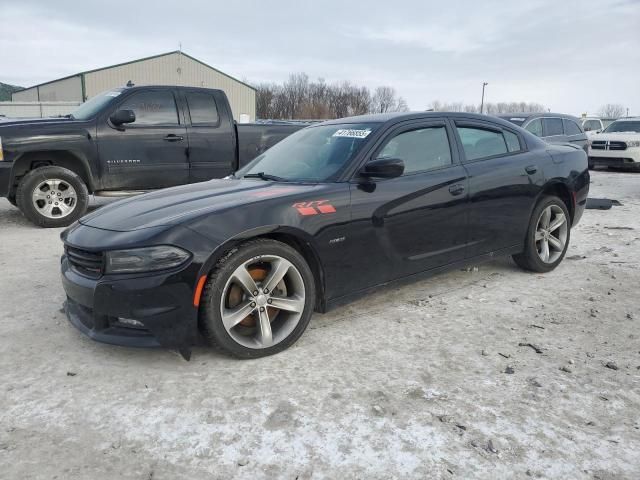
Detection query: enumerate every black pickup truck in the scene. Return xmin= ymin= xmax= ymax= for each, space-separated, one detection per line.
xmin=0 ymin=85 xmax=302 ymax=227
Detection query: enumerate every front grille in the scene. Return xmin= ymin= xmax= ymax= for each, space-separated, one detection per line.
xmin=65 ymin=246 xmax=103 ymax=278
xmin=591 ymin=141 xmax=627 ymax=151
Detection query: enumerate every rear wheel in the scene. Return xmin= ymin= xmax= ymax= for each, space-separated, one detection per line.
xmin=199 ymin=239 xmax=316 ymax=358
xmin=16 ymin=166 xmax=89 ymax=227
xmin=513 ymin=195 xmax=570 ymax=273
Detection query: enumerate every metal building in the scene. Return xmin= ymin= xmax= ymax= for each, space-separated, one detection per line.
xmin=11 ymin=51 xmax=256 ymax=121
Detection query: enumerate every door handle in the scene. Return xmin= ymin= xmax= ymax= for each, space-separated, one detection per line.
xmin=525 ymin=165 xmax=538 ymax=175
xmin=164 ymin=134 xmax=184 ymax=142
xmin=448 ymin=184 xmax=465 ymax=196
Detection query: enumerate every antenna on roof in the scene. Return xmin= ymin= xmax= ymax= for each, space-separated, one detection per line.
xmin=126 ymin=80 xmax=134 ymax=87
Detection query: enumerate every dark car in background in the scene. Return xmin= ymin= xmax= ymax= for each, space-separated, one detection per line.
xmin=498 ymin=113 xmax=588 ymax=152
xmin=60 ymin=112 xmax=590 ymax=359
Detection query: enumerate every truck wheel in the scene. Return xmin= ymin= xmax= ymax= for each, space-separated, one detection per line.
xmin=512 ymin=195 xmax=570 ymax=273
xmin=199 ymin=239 xmax=316 ymax=358
xmin=15 ymin=166 xmax=89 ymax=228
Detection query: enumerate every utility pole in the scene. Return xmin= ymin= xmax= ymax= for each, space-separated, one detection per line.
xmin=627 ymin=108 xmax=630 ymax=117
xmin=480 ymin=82 xmax=488 ymax=114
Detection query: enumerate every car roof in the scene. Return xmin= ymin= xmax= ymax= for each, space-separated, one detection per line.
xmin=320 ymin=111 xmax=520 ymax=129
xmin=497 ymin=113 xmax=581 ymax=122
xmin=608 ymin=117 xmax=640 ymax=122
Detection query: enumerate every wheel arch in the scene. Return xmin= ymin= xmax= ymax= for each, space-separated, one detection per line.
xmin=197 ymin=225 xmax=328 ymax=312
xmin=537 ymin=180 xmax=575 ymax=223
xmin=11 ymin=150 xmax=95 ymax=194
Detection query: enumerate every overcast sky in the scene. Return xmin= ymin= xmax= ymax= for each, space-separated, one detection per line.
xmin=1 ymin=0 xmax=638 ymax=116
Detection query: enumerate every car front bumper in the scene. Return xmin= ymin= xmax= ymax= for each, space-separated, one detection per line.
xmin=61 ymin=255 xmax=199 ymax=358
xmin=588 ymin=147 xmax=640 ymax=168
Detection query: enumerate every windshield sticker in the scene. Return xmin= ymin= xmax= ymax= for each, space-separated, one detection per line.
xmin=105 ymin=91 xmax=121 ymax=97
xmin=332 ymin=129 xmax=371 ymax=139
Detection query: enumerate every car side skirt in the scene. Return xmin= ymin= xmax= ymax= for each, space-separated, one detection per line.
xmin=323 ymin=244 xmax=524 ymax=312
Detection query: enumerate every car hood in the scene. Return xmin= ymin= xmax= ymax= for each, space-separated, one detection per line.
xmin=591 ymin=132 xmax=640 ymax=141
xmin=79 ymin=179 xmax=318 ymax=232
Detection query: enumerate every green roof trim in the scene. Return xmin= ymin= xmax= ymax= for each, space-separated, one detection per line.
xmin=17 ymin=51 xmax=256 ymax=93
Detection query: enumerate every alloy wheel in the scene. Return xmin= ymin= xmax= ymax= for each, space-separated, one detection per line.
xmin=535 ymin=204 xmax=568 ymax=263
xmin=31 ymin=179 xmax=78 ymax=219
xmin=220 ymin=255 xmax=306 ymax=349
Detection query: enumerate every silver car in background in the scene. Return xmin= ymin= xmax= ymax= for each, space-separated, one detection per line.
xmin=498 ymin=113 xmax=588 ymax=152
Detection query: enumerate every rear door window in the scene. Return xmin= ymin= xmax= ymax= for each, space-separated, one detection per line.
xmin=457 ymin=127 xmax=508 ymax=161
xmin=119 ymin=90 xmax=179 ymax=126
xmin=563 ymin=119 xmax=583 ymax=136
xmin=525 ymin=118 xmax=543 ymax=137
xmin=185 ymin=91 xmax=220 ymax=126
xmin=543 ymin=118 xmax=564 ymax=136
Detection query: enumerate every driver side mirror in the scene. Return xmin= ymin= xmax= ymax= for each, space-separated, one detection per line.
xmin=360 ymin=157 xmax=404 ymax=179
xmin=110 ymin=109 xmax=136 ymax=126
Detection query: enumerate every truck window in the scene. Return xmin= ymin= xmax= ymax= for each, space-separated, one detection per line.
xmin=186 ymin=92 xmax=220 ymax=125
xmin=119 ymin=91 xmax=179 ymax=126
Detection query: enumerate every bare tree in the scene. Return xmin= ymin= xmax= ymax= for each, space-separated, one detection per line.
xmin=371 ymin=86 xmax=408 ymax=114
xmin=429 ymin=100 xmax=546 ymax=114
xmin=598 ymin=103 xmax=625 ymax=119
xmin=252 ymin=74 xmax=408 ymax=120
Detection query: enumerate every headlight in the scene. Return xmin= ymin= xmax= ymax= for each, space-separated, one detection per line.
xmin=105 ymin=246 xmax=191 ymax=274
xmin=626 ymin=140 xmax=640 ymax=148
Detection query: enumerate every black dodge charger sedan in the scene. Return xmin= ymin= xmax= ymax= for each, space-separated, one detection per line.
xmin=60 ymin=112 xmax=589 ymax=359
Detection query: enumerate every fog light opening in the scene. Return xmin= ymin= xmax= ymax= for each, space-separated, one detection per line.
xmin=117 ymin=317 xmax=145 ymax=328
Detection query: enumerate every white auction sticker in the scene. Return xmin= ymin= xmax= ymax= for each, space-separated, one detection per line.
xmin=332 ymin=129 xmax=372 ymax=139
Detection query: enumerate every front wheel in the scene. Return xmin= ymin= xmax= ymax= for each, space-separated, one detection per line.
xmin=513 ymin=195 xmax=570 ymax=273
xmin=15 ymin=166 xmax=89 ymax=227
xmin=199 ymin=239 xmax=316 ymax=358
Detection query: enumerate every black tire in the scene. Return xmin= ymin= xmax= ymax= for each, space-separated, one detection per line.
xmin=15 ymin=166 xmax=89 ymax=228
xmin=199 ymin=239 xmax=316 ymax=358
xmin=512 ymin=195 xmax=571 ymax=273
xmin=7 ymin=195 xmax=17 ymax=207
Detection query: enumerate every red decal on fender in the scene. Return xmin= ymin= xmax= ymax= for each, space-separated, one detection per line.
xmin=297 ymin=207 xmax=318 ymax=216
xmin=293 ymin=200 xmax=336 ymax=216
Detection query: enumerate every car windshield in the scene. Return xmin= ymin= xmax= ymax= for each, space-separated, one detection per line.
xmin=603 ymin=120 xmax=640 ymax=133
xmin=70 ymin=90 xmax=123 ymax=120
xmin=236 ymin=123 xmax=380 ymax=182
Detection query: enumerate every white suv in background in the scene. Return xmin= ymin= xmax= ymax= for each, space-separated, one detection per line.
xmin=588 ymin=118 xmax=640 ymax=171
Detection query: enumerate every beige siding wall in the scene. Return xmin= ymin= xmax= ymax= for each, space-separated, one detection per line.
xmin=0 ymin=101 xmax=80 ymax=118
xmin=12 ymin=87 xmax=38 ymax=101
xmin=84 ymin=53 xmax=256 ymax=121
xmin=38 ymin=75 xmax=83 ymax=102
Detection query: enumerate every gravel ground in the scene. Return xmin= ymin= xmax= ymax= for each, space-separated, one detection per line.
xmin=0 ymin=170 xmax=639 ymax=480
